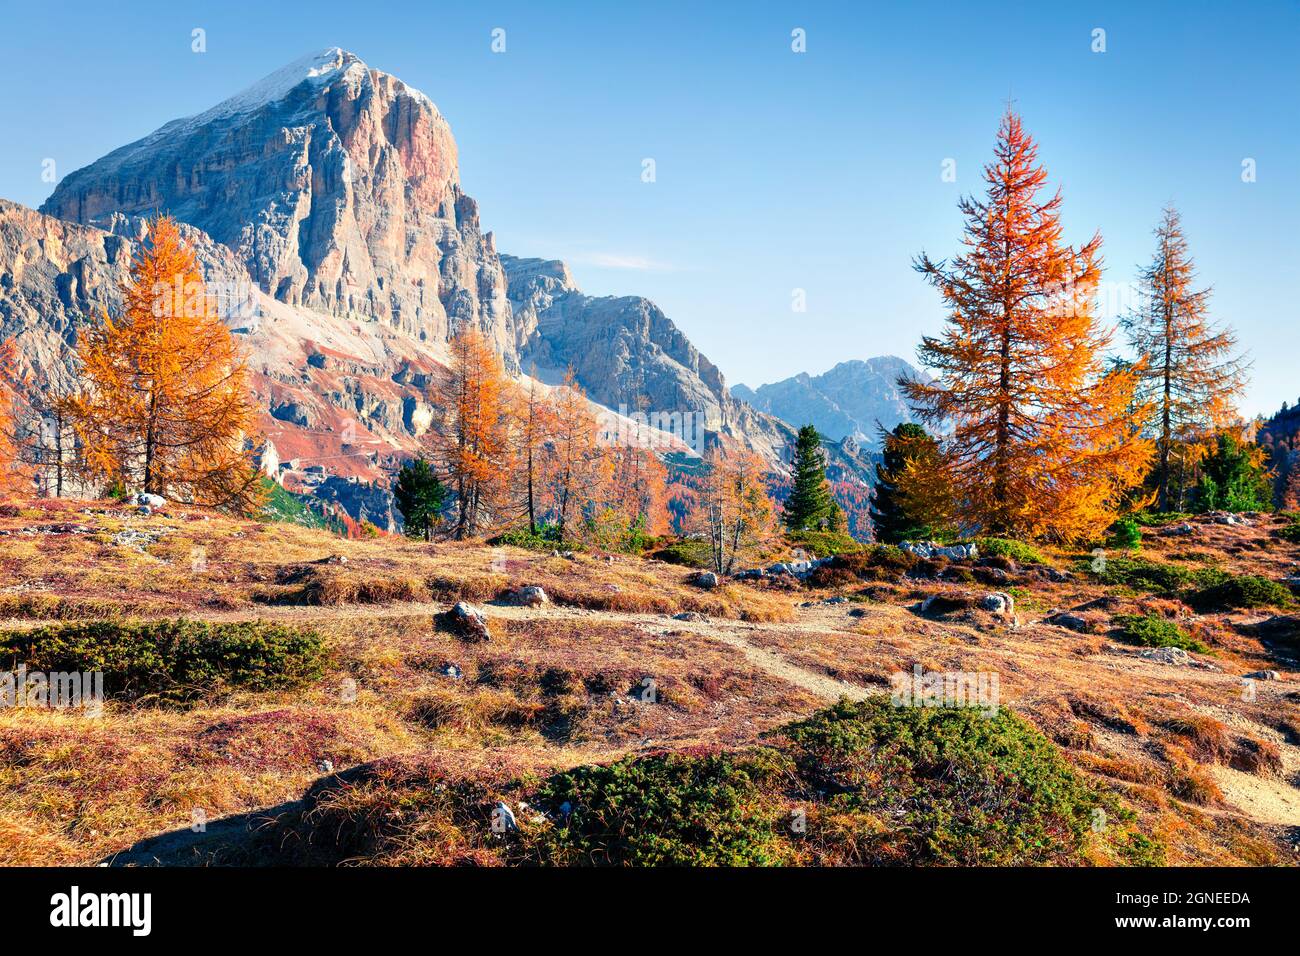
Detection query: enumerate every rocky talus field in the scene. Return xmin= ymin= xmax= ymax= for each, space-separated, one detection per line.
xmin=1 ymin=499 xmax=1298 ymax=866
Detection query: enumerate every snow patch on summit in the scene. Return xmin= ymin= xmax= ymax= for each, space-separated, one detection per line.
xmin=168 ymin=47 xmax=367 ymax=135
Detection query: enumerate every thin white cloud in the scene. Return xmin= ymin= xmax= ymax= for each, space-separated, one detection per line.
xmin=571 ymin=252 xmax=676 ymax=272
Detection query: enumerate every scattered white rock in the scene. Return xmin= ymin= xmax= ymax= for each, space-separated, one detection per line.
xmin=981 ymin=591 xmax=1015 ymax=617
xmin=507 ymin=585 xmax=549 ymax=607
xmin=1140 ymin=646 xmax=1191 ymax=666
xmin=112 ymin=527 xmax=168 ymax=550
xmin=1208 ymin=511 xmax=1251 ymax=526
xmin=447 ymin=601 xmax=491 ymax=642
xmin=693 ymin=571 xmax=720 ymax=590
xmin=492 ymin=801 xmax=518 ymax=834
xmin=902 ymin=540 xmax=979 ymax=562
xmin=756 ymin=556 xmax=831 ymax=579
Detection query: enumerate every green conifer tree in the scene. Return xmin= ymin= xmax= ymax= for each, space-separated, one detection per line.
xmin=1194 ymin=433 xmax=1272 ymax=513
xmin=783 ymin=425 xmax=835 ymax=532
xmin=394 ymin=457 xmax=448 ymax=541
xmin=871 ymin=423 xmax=938 ymax=543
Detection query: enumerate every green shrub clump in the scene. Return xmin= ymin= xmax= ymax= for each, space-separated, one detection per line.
xmin=1109 ymin=517 xmax=1142 ymax=550
xmin=1089 ymin=556 xmax=1199 ymax=596
xmin=779 ymin=698 xmax=1150 ymax=865
xmin=974 ymin=537 xmax=1046 ymax=565
xmin=490 ymin=523 xmax=566 ymax=552
xmin=1113 ymin=614 xmax=1208 ymax=653
xmin=0 ymin=619 xmax=326 ymax=704
xmin=1192 ymin=574 xmax=1294 ymax=611
xmin=530 ymin=749 xmax=795 ymax=866
xmin=1131 ymin=510 xmax=1193 ymax=528
xmin=526 ymin=699 xmax=1157 ymax=866
xmin=649 ymin=538 xmax=712 ymax=569
xmin=786 ymin=529 xmax=865 ymax=558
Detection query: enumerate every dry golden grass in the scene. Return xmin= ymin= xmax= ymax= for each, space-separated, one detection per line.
xmin=0 ymin=499 xmax=793 ymax=626
xmin=1 ymin=498 xmax=1297 ymax=867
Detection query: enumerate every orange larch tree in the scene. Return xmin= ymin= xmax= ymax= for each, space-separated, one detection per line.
xmin=904 ymin=110 xmax=1151 ymax=542
xmin=0 ymin=339 xmax=31 ymax=497
xmin=545 ymin=370 xmax=610 ymax=543
xmin=695 ymin=446 xmax=776 ymax=575
xmin=428 ymin=324 xmax=514 ymax=538
xmin=510 ymin=370 xmax=559 ymax=535
xmin=1122 ymin=206 xmax=1249 ymax=511
xmin=69 ymin=216 xmax=262 ymax=511
xmin=611 ymin=443 xmax=671 ymax=538
xmin=3 ymin=348 xmax=82 ymax=499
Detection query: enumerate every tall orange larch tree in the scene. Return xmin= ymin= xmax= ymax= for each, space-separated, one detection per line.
xmin=904 ymin=110 xmax=1151 ymax=542
xmin=8 ymin=368 xmax=82 ymax=498
xmin=695 ymin=446 xmax=776 ymax=575
xmin=68 ymin=216 xmax=262 ymax=511
xmin=428 ymin=324 xmax=514 ymax=538
xmin=545 ymin=370 xmax=610 ymax=542
xmin=611 ymin=443 xmax=670 ymax=537
xmin=511 ymin=370 xmax=558 ymax=535
xmin=1122 ymin=206 xmax=1249 ymax=511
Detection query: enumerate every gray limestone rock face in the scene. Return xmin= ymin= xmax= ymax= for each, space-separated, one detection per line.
xmin=41 ymin=48 xmax=515 ymax=362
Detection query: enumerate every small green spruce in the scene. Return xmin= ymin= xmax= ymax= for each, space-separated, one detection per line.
xmin=393 ymin=457 xmax=448 ymax=541
xmin=870 ymin=422 xmax=938 ymax=543
xmin=1194 ymin=433 xmax=1273 ymax=513
xmin=783 ymin=424 xmax=836 ymax=532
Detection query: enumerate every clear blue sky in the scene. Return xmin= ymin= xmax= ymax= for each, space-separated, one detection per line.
xmin=2 ymin=1 xmax=1296 ymax=416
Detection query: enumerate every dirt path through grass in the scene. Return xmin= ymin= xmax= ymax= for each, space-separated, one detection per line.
xmin=159 ymin=597 xmax=880 ymax=703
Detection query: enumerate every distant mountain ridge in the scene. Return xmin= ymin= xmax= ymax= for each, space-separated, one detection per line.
xmin=1 ymin=47 xmax=884 ymax=525
xmin=734 ymin=357 xmax=923 ymax=446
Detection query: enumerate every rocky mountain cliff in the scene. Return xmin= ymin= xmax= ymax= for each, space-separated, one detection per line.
xmin=4 ymin=47 xmax=880 ymax=523
xmin=734 ymin=357 xmax=923 ymax=447
xmin=41 ymin=48 xmax=515 ymax=360
xmin=502 ymin=254 xmax=790 ymax=461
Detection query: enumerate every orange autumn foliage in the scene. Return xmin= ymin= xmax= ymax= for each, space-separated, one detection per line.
xmin=1123 ymin=206 xmax=1249 ymax=511
xmin=609 ymin=442 xmax=671 ymax=538
xmin=428 ymin=324 xmax=514 ymax=538
xmin=68 ymin=216 xmax=262 ymax=512
xmin=695 ymin=445 xmax=777 ymax=575
xmin=510 ymin=371 xmax=559 ymax=535
xmin=545 ymin=370 xmax=611 ymax=542
xmin=0 ymin=339 xmax=30 ymax=496
xmin=905 ymin=111 xmax=1151 ymax=543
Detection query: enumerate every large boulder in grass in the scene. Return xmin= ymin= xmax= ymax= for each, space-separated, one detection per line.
xmin=445 ymin=601 xmax=492 ymax=642
xmin=980 ymin=591 xmax=1015 ymax=618
xmin=1045 ymin=611 xmax=1101 ymax=634
xmin=919 ymin=592 xmax=979 ymax=616
xmin=1140 ymin=646 xmax=1191 ymax=666
xmin=692 ymin=571 xmax=720 ymax=590
xmin=506 ymin=585 xmax=549 ymax=607
xmin=1243 ymin=615 xmax=1300 ymax=644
